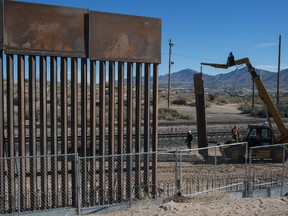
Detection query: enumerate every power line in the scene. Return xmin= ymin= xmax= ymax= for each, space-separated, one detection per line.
xmin=173 ymin=52 xmax=223 ymax=63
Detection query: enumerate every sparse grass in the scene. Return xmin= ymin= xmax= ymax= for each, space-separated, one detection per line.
xmin=239 ymin=103 xmax=267 ymax=118
xmin=158 ymin=108 xmax=193 ymax=121
xmin=172 ymin=97 xmax=187 ymax=105
xmin=189 ymin=191 xmax=228 ymax=202
xmin=213 ymin=95 xmax=248 ymax=105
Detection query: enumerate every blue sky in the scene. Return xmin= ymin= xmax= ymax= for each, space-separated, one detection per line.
xmin=18 ymin=0 xmax=288 ymax=75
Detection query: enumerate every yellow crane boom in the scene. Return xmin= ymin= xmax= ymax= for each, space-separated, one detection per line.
xmin=201 ymin=54 xmax=288 ymax=143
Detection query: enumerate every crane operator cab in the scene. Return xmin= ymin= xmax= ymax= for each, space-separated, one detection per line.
xmin=244 ymin=124 xmax=272 ymax=148
xmin=243 ymin=123 xmax=288 ymax=162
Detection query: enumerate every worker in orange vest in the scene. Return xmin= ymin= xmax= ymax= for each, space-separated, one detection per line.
xmin=231 ymin=125 xmax=240 ymax=143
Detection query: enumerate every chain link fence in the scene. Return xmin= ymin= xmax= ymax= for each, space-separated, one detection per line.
xmin=1 ymin=143 xmax=288 ymax=215
xmin=78 ymin=153 xmax=157 ymax=209
xmin=175 ymin=143 xmax=249 ymax=196
xmin=247 ymin=144 xmax=288 ymax=197
xmin=0 ymin=154 xmax=77 ymax=215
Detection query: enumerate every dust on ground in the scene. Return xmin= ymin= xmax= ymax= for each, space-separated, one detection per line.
xmin=91 ymin=191 xmax=288 ymax=216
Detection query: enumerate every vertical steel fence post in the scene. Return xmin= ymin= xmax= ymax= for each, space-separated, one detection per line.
xmin=40 ymin=56 xmax=48 ymax=209
xmin=144 ymin=63 xmax=150 ymax=195
xmin=17 ymin=55 xmax=26 ymax=210
xmin=60 ymin=57 xmax=68 ymax=206
xmin=0 ymin=52 xmax=4 ymax=213
xmin=7 ymin=54 xmax=16 ymax=212
xmin=17 ymin=158 xmax=21 ymax=216
xmin=281 ymin=146 xmax=285 ymax=196
xmin=81 ymin=58 xmax=88 ymax=206
xmin=117 ymin=62 xmax=124 ymax=202
xmin=77 ymin=156 xmax=82 ymax=216
xmin=99 ymin=61 xmax=106 ymax=205
xmin=152 ymin=64 xmax=159 ymax=199
xmin=214 ymin=146 xmax=217 ymax=190
xmin=244 ymin=142 xmax=249 ymax=198
xmin=129 ymin=154 xmax=133 ymax=205
xmin=108 ymin=61 xmax=115 ymax=204
xmin=126 ymin=63 xmax=133 ymax=201
xmin=179 ymin=151 xmax=183 ymax=193
xmin=90 ymin=60 xmax=97 ymax=205
xmin=50 ymin=57 xmax=58 ymax=207
xmin=71 ymin=57 xmax=78 ymax=207
xmin=135 ymin=63 xmax=142 ymax=199
xmin=248 ymin=147 xmax=253 ymax=198
xmin=175 ymin=151 xmax=179 ymax=192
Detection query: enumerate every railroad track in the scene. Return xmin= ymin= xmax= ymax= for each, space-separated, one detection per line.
xmin=159 ymin=117 xmax=288 ymax=127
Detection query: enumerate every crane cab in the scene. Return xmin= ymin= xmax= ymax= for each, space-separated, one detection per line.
xmin=244 ymin=124 xmax=273 ymax=148
xmin=243 ymin=124 xmax=287 ymax=162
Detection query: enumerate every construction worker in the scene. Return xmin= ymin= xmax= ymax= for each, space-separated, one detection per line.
xmin=185 ymin=131 xmax=194 ymax=149
xmin=231 ymin=125 xmax=240 ymax=143
xmin=226 ymin=52 xmax=235 ymax=66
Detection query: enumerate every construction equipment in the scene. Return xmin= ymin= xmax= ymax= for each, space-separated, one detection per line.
xmin=201 ymin=53 xmax=288 ymax=162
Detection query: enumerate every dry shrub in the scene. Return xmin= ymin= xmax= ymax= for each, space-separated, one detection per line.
xmin=158 ymin=108 xmax=193 ymax=121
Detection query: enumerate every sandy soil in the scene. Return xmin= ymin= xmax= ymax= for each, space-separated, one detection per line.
xmin=93 ymin=192 xmax=288 ymax=216
xmin=203 ymin=103 xmax=264 ymax=123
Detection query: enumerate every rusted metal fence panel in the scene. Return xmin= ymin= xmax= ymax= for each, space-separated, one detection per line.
xmin=0 ymin=52 xmax=3 ymax=212
xmin=4 ymin=1 xmax=89 ymax=57
xmin=0 ymin=0 xmax=2 ymax=48
xmin=89 ymin=11 xmax=161 ymax=63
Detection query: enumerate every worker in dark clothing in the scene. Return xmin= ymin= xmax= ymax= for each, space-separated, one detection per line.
xmin=231 ymin=125 xmax=240 ymax=143
xmin=226 ymin=52 xmax=235 ymax=66
xmin=185 ymin=131 xmax=194 ymax=149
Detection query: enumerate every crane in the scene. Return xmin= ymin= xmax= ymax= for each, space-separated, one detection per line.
xmin=201 ymin=52 xmax=288 ymax=144
xmin=201 ymin=53 xmax=288 ymax=162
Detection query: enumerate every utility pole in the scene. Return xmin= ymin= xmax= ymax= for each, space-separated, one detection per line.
xmin=168 ymin=39 xmax=174 ymax=108
xmin=276 ymin=35 xmax=281 ymax=110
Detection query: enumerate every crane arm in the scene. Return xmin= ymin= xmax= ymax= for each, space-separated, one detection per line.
xmin=201 ymin=55 xmax=288 ymax=143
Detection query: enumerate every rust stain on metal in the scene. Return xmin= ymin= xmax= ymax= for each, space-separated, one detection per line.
xmin=194 ymin=73 xmax=204 ymax=94
xmin=4 ymin=1 xmax=88 ymax=57
xmin=194 ymin=73 xmax=208 ymax=152
xmin=90 ymin=11 xmax=161 ymax=63
xmin=0 ymin=0 xmax=2 ymax=49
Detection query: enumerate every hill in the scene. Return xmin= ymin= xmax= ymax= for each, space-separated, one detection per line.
xmin=159 ymin=67 xmax=288 ymax=94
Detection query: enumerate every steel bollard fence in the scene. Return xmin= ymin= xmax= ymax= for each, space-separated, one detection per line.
xmin=0 ymin=154 xmax=78 ymax=215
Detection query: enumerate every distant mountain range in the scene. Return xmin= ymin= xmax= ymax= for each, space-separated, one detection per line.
xmin=158 ymin=67 xmax=288 ymax=94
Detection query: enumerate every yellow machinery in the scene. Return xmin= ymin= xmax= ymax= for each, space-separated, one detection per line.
xmin=201 ymin=53 xmax=288 ymax=162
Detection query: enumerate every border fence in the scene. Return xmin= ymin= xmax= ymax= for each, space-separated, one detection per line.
xmin=0 ymin=1 xmax=160 ymax=214
xmin=1 ymin=1 xmax=288 ymax=215
xmin=1 ymin=143 xmax=288 ymax=215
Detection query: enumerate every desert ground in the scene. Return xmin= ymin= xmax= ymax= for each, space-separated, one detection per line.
xmin=91 ymin=104 xmax=288 ymax=216
xmin=93 ymin=193 xmax=288 ymax=216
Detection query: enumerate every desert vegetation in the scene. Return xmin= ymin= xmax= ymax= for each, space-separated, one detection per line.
xmin=158 ymin=89 xmax=288 ymax=121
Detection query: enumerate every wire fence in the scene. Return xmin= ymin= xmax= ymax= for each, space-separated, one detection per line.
xmin=1 ymin=143 xmax=288 ymax=215
xmin=0 ymin=154 xmax=77 ymax=215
